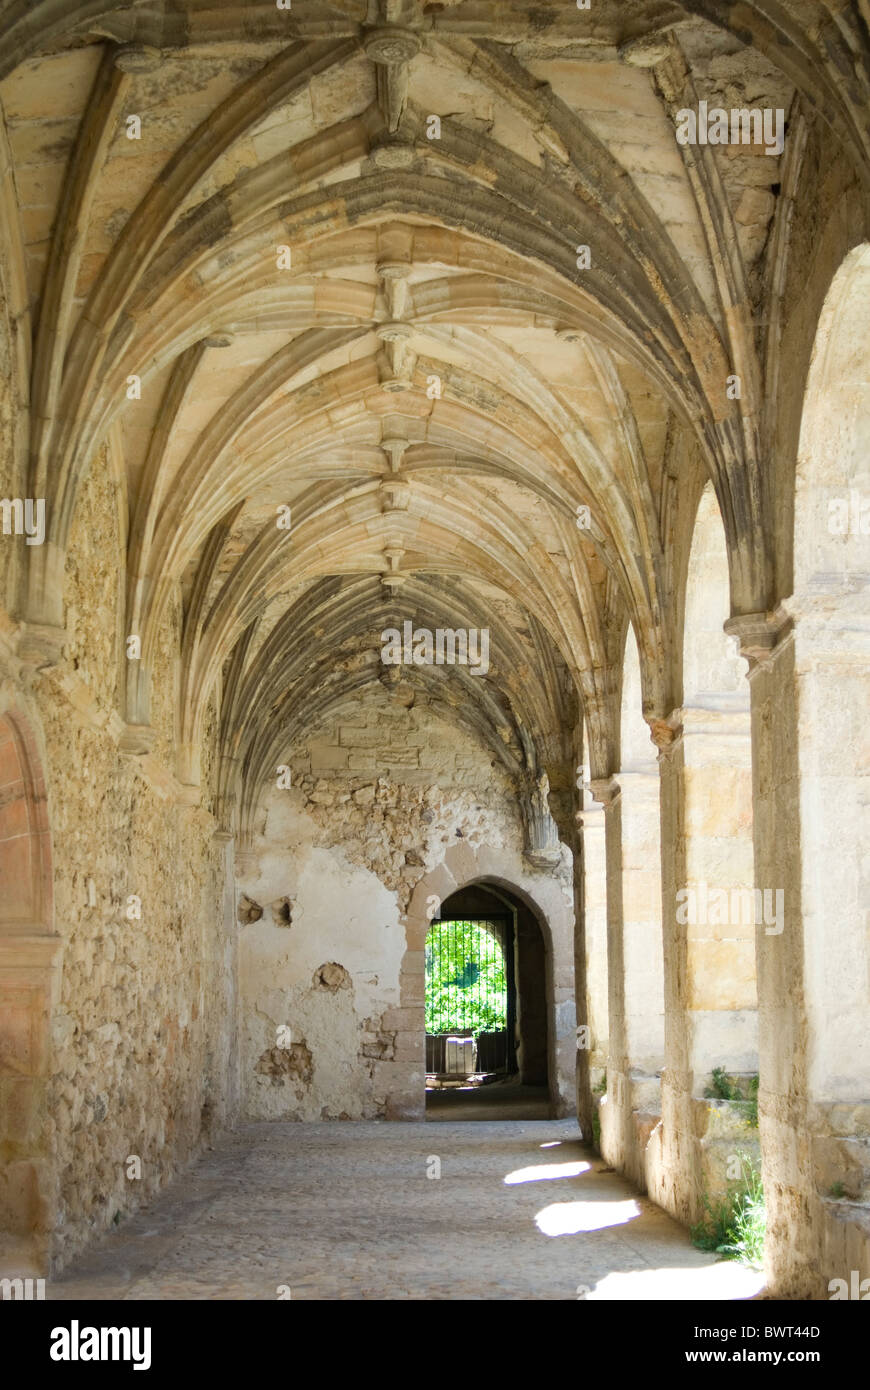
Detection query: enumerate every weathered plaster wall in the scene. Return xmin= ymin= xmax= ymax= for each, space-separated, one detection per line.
xmin=237 ymin=688 xmax=576 ymax=1122
xmin=238 ymin=787 xmax=405 ymax=1122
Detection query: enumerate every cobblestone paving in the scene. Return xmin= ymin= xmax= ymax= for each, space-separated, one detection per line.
xmin=50 ymin=1120 xmax=765 ymax=1300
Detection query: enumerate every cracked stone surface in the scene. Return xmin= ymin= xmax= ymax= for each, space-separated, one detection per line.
xmin=48 ymin=1119 xmax=764 ymax=1301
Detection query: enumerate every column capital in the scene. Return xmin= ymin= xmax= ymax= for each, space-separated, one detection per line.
xmin=648 ymin=710 xmax=683 ymax=755
xmin=723 ymin=605 xmax=792 ymax=672
xmin=589 ymin=775 xmax=620 ymax=806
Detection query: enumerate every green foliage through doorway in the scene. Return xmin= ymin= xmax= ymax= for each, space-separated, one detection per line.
xmin=425 ymin=919 xmax=508 ymax=1034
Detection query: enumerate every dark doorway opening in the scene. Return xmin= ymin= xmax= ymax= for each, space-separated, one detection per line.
xmin=425 ymin=883 xmax=549 ymax=1118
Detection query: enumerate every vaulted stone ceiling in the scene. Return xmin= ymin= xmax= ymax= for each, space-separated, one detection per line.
xmin=1 ymin=0 xmax=865 ymax=843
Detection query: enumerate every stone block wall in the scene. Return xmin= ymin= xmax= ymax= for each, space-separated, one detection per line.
xmin=0 ymin=450 xmax=237 ymax=1274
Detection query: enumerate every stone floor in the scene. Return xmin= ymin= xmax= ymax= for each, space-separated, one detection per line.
xmin=425 ymin=1080 xmax=552 ymax=1120
xmin=50 ymin=1120 xmax=766 ymax=1300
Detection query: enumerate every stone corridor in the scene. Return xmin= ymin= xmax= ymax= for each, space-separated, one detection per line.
xmin=48 ymin=1120 xmax=763 ymax=1302
xmin=0 ymin=0 xmax=868 ymax=1307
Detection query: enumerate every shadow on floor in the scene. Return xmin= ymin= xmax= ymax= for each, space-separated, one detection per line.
xmin=426 ymin=1079 xmax=551 ymax=1121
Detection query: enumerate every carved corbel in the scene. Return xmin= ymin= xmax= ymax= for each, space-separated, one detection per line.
xmin=723 ymin=606 xmax=793 ymax=673
xmin=521 ymin=769 xmax=562 ymax=869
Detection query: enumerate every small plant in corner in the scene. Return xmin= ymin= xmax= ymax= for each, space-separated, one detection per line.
xmin=704 ymin=1068 xmax=760 ymax=1128
xmin=705 ymin=1065 xmax=734 ymax=1101
xmin=691 ymin=1152 xmax=765 ymax=1268
xmin=828 ymin=1181 xmax=846 ymax=1199
xmin=745 ymin=1073 xmax=759 ymax=1128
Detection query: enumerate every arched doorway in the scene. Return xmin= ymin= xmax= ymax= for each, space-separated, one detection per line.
xmin=425 ymin=882 xmax=551 ymax=1119
xmin=0 ymin=707 xmax=59 ymax=1276
xmin=396 ymin=842 xmax=576 ymax=1122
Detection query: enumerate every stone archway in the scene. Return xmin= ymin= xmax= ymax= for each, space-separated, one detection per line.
xmin=741 ymin=241 xmax=870 ymax=1297
xmin=784 ymin=241 xmax=870 ymax=1288
xmin=0 ymin=705 xmax=60 ymax=1276
xmin=387 ymin=842 xmax=576 ymax=1121
xmin=791 ymin=242 xmax=870 ymax=1106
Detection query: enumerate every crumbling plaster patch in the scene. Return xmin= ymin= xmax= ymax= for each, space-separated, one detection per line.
xmin=239 ymin=790 xmax=407 ymax=1121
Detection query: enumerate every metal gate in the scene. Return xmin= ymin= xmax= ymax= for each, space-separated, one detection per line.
xmin=425 ymin=918 xmax=509 ymax=1077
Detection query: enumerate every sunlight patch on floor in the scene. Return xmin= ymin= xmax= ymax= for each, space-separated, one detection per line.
xmin=534 ymin=1198 xmax=641 ymax=1235
xmin=583 ymin=1263 xmax=767 ymax=1300
xmin=504 ymin=1160 xmax=591 ymax=1184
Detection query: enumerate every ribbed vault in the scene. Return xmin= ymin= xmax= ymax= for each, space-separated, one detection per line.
xmin=1 ymin=0 xmax=866 ymax=844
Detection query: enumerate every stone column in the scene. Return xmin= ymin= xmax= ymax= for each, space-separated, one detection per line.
xmin=652 ymin=701 xmax=759 ymax=1226
xmin=591 ymin=778 xmax=624 ymax=1167
xmin=727 ymin=603 xmax=870 ymax=1296
xmin=619 ymin=767 xmax=665 ymax=1079
xmin=592 ymin=772 xmax=661 ymax=1184
xmin=618 ymin=762 xmax=665 ymax=1190
xmin=726 ymin=610 xmax=812 ymax=1293
xmin=651 ymin=714 xmax=697 ymax=1224
xmin=575 ymin=796 xmax=608 ymax=1140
